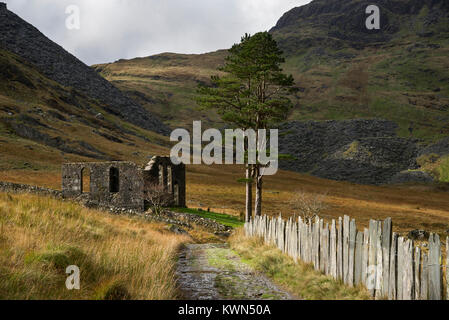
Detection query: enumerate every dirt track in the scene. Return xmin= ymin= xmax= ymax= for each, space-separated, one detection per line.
xmin=176 ymin=243 xmax=293 ymax=300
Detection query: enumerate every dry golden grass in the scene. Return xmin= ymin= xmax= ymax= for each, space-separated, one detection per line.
xmin=2 ymin=162 xmax=449 ymax=237
xmin=0 ymin=192 xmax=190 ymax=300
xmin=229 ymin=229 xmax=372 ymax=300
xmin=186 ymin=164 xmax=449 ymax=236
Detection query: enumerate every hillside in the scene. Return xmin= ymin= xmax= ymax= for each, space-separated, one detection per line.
xmin=0 ymin=3 xmax=172 ymax=173
xmin=1 ymin=0 xmax=449 ymax=235
xmin=0 ymin=3 xmax=168 ymax=135
xmin=94 ymin=50 xmax=228 ymax=130
xmin=95 ymin=0 xmax=449 ymax=141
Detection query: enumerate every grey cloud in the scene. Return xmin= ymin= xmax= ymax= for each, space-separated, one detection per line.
xmin=4 ymin=0 xmax=311 ymax=65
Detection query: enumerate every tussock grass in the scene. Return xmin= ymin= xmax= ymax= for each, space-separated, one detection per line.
xmin=230 ymin=229 xmax=371 ymax=300
xmin=0 ymin=192 xmax=190 ymax=300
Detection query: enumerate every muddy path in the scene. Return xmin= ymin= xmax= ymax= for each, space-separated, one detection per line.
xmin=176 ymin=243 xmax=293 ymax=300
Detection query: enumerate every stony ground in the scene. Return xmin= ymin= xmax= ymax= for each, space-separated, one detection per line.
xmin=176 ymin=243 xmax=293 ymax=300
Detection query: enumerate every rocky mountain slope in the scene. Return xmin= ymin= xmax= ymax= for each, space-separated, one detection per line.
xmin=95 ymin=0 xmax=449 ymax=141
xmin=279 ymin=119 xmax=430 ymax=184
xmin=0 ymin=3 xmax=170 ymax=171
xmin=271 ymin=0 xmax=449 ymax=53
xmin=92 ymin=0 xmax=449 ymax=184
xmin=0 ymin=3 xmax=168 ymax=135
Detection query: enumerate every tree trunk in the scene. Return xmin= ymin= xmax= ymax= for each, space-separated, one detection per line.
xmin=245 ymin=165 xmax=252 ymax=222
xmin=255 ymin=166 xmax=263 ymax=216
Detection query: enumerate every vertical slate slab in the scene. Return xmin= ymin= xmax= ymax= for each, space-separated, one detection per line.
xmin=308 ymin=221 xmax=313 ymax=263
xmin=330 ymin=219 xmax=337 ymax=278
xmin=362 ymin=228 xmax=369 ymax=286
xmin=323 ymin=223 xmax=330 ymax=275
xmin=292 ymin=222 xmax=298 ymax=262
xmin=388 ymin=233 xmax=398 ymax=300
xmin=428 ymin=233 xmax=442 ymax=300
xmin=447 ymin=237 xmax=449 ymax=300
xmin=301 ymin=220 xmax=307 ymax=262
xmin=348 ymin=219 xmax=356 ymax=287
xmin=324 ymin=222 xmax=328 ymax=274
xmin=402 ymin=239 xmax=414 ymax=300
xmin=312 ymin=218 xmax=317 ymax=268
xmin=315 ymin=217 xmax=321 ymax=270
xmin=355 ymin=231 xmax=363 ymax=285
xmin=319 ymin=219 xmax=325 ymax=272
xmin=297 ymin=217 xmax=303 ymax=262
xmin=337 ymin=217 xmax=343 ymax=280
xmin=414 ymin=247 xmax=421 ymax=300
xmin=368 ymin=220 xmax=378 ymax=296
xmin=375 ymin=221 xmax=383 ymax=299
xmin=397 ymin=237 xmax=404 ymax=300
xmin=343 ymin=216 xmax=350 ymax=284
xmin=421 ymin=252 xmax=429 ymax=300
xmin=381 ymin=218 xmax=392 ymax=298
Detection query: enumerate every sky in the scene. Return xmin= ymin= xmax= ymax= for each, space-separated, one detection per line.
xmin=4 ymin=0 xmax=312 ymax=65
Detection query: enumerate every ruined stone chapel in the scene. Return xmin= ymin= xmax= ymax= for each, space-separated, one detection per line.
xmin=62 ymin=156 xmax=186 ymax=211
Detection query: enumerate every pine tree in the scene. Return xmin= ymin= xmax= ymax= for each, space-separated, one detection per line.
xmin=197 ymin=32 xmax=296 ymax=220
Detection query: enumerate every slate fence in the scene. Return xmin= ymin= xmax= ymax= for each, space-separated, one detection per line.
xmin=244 ymin=214 xmax=449 ymax=300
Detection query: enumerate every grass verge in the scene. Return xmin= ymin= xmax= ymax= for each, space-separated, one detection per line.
xmin=170 ymin=207 xmax=244 ymax=228
xmin=229 ymin=229 xmax=372 ymax=300
xmin=0 ymin=192 xmax=190 ymax=300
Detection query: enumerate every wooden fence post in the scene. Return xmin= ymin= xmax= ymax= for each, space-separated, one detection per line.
xmin=429 ymin=233 xmax=442 ymax=300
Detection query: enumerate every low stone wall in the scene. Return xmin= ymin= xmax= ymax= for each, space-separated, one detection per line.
xmin=0 ymin=180 xmax=231 ymax=236
xmin=0 ymin=181 xmax=61 ymax=197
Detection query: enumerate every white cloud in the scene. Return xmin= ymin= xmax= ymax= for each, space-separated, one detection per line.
xmin=4 ymin=0 xmax=311 ymax=65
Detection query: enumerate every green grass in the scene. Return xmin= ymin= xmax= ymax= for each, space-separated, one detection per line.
xmin=230 ymin=229 xmax=372 ymax=300
xmin=438 ymin=155 xmax=449 ymax=182
xmin=171 ymin=207 xmax=244 ymax=228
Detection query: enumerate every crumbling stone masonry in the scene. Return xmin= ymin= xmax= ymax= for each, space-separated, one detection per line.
xmin=143 ymin=156 xmax=186 ymax=207
xmin=62 ymin=157 xmax=186 ymax=211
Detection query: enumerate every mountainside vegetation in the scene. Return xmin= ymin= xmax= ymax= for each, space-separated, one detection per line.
xmin=1 ymin=1 xmax=449 ymax=237
xmin=0 ymin=192 xmax=190 ymax=299
xmin=95 ymin=0 xmax=449 ymax=141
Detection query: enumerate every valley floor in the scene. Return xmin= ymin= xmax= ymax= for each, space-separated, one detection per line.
xmin=3 ymin=164 xmax=449 ymax=236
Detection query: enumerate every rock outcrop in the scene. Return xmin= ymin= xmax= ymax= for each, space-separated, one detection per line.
xmin=271 ymin=0 xmax=449 ymax=54
xmin=0 ymin=3 xmax=169 ymax=135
